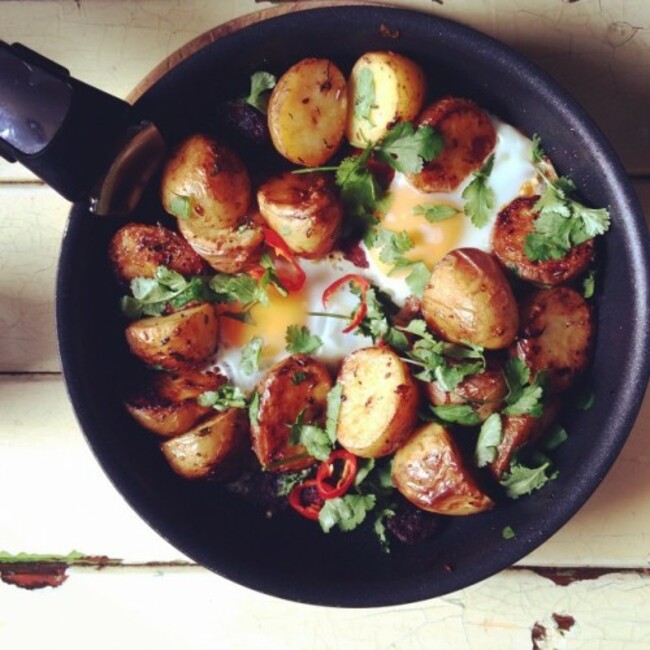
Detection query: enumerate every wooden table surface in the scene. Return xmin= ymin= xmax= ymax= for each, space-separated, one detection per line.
xmin=1 ymin=1 xmax=649 ymax=647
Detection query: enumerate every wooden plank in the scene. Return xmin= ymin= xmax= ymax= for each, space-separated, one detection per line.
xmin=1 ymin=564 xmax=650 ymax=649
xmin=0 ymin=374 xmax=648 ymax=568
xmin=0 ymin=0 xmax=648 ymax=182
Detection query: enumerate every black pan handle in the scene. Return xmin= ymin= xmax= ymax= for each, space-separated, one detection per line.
xmin=0 ymin=41 xmax=165 ymax=214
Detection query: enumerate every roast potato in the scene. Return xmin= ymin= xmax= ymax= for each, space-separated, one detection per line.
xmin=422 ymin=248 xmax=518 ymax=349
xmin=161 ymin=407 xmax=249 ymax=480
xmin=178 ymin=215 xmax=264 ymax=274
xmin=125 ymin=303 xmax=219 ymax=371
xmin=425 ymin=367 xmax=508 ymax=422
xmin=267 ymin=58 xmax=347 ymax=166
xmin=408 ymin=97 xmax=496 ymax=193
xmin=257 ymin=171 xmax=343 ymax=259
xmin=161 ymin=134 xmax=251 ymax=229
xmin=252 ymin=354 xmax=333 ymax=471
xmin=336 ymin=346 xmax=419 ymax=458
xmin=513 ymin=286 xmax=593 ymax=392
xmin=109 ymin=223 xmax=206 ymax=283
xmin=346 ymin=51 xmax=426 ymax=147
xmin=492 ymin=196 xmax=594 ymax=285
xmin=392 ymin=422 xmax=494 ymax=515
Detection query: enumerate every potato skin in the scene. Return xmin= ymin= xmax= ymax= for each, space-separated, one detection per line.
xmin=267 ymin=58 xmax=347 ymax=166
xmin=492 ymin=196 xmax=594 ymax=286
xmin=125 ymin=303 xmax=219 ymax=371
xmin=109 ymin=223 xmax=206 ymax=283
xmin=409 ymin=97 xmax=496 ymax=193
xmin=425 ymin=367 xmax=508 ymax=422
xmin=513 ymin=286 xmax=593 ymax=392
xmin=161 ymin=407 xmax=249 ymax=480
xmin=346 ymin=51 xmax=426 ymax=147
xmin=161 ymin=134 xmax=251 ymax=229
xmin=392 ymin=422 xmax=494 ymax=515
xmin=257 ymin=171 xmax=343 ymax=259
xmin=252 ymin=355 xmax=333 ymax=471
xmin=336 ymin=346 xmax=419 ymax=458
xmin=422 ymin=248 xmax=519 ymax=349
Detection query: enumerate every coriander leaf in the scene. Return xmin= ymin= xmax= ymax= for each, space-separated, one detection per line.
xmin=285 ymin=325 xmax=323 ymax=354
xmin=400 ymin=318 xmax=429 ymax=337
xmin=374 ymin=507 xmax=396 ymax=553
xmin=240 ymin=336 xmax=263 ymax=376
xmin=325 ymin=384 xmax=343 ymax=445
xmin=356 ymin=287 xmax=408 ymax=350
xmin=169 ymin=194 xmax=191 ymax=220
xmin=298 ymin=424 xmax=332 ymax=461
xmin=258 ymin=252 xmax=288 ymax=297
xmin=404 ymin=261 xmax=430 ymax=297
xmin=198 ymin=384 xmax=247 ymax=411
xmin=575 ymin=387 xmax=595 ymax=411
xmin=209 ymin=273 xmax=265 ymax=306
xmin=502 ymin=525 xmax=516 ymax=540
xmin=354 ymin=67 xmax=376 ymax=124
xmin=499 ymin=459 xmax=556 ymax=498
xmin=244 ymin=71 xmax=277 ymax=113
xmin=318 ymin=494 xmax=376 ymax=533
xmin=336 ymin=150 xmax=384 ymax=221
xmin=374 ymin=228 xmax=413 ymax=265
xmin=474 ymin=413 xmax=503 ymax=467
xmin=413 ymin=203 xmax=459 ymax=223
xmin=531 ymin=133 xmax=545 ymax=164
xmin=572 ymin=204 xmax=611 ymax=243
xmin=434 ymin=360 xmax=484 ymax=393
xmin=503 ymin=358 xmax=530 ymax=405
xmin=431 ymin=403 xmax=482 ymax=426
xmin=375 ymin=123 xmax=443 ymax=174
xmin=276 ymin=469 xmax=312 ymax=497
xmin=503 ymin=383 xmax=544 ymax=417
xmin=249 ymin=391 xmax=260 ymax=431
xmin=354 ymin=458 xmax=376 ymax=487
xmin=583 ymin=268 xmax=596 ymax=299
xmin=462 ymin=154 xmax=495 ymax=227
xmin=542 ymin=424 xmax=569 ymax=451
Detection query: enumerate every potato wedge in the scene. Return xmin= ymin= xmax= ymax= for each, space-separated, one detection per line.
xmin=346 ymin=51 xmax=426 ymax=147
xmin=425 ymin=367 xmax=508 ymax=422
xmin=408 ymin=97 xmax=496 ymax=193
xmin=336 ymin=346 xmax=419 ymax=458
xmin=161 ymin=134 xmax=251 ymax=229
xmin=268 ymin=58 xmax=347 ymax=166
xmin=392 ymin=422 xmax=494 ymax=515
xmin=513 ymin=286 xmax=593 ymax=392
xmin=257 ymin=171 xmax=343 ymax=259
xmin=422 ymin=248 xmax=518 ymax=349
xmin=161 ymin=407 xmax=249 ymax=480
xmin=252 ymin=354 xmax=333 ymax=471
xmin=178 ymin=215 xmax=264 ymax=274
xmin=109 ymin=223 xmax=206 ymax=283
xmin=492 ymin=196 xmax=594 ymax=286
xmin=125 ymin=303 xmax=219 ymax=370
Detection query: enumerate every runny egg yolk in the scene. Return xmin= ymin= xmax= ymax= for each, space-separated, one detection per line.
xmin=219 ymin=285 xmax=308 ymax=363
xmin=369 ymin=179 xmax=464 ymax=274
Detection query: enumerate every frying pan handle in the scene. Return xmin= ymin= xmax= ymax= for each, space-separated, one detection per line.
xmin=0 ymin=41 xmax=163 ymax=213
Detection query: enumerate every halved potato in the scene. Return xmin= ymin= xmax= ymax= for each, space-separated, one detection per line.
xmin=161 ymin=134 xmax=251 ymax=229
xmin=125 ymin=303 xmax=219 ymax=370
xmin=109 ymin=222 xmax=206 ymax=283
xmin=408 ymin=97 xmax=496 ymax=193
xmin=161 ymin=407 xmax=249 ymax=480
xmin=422 ymin=248 xmax=518 ymax=349
xmin=178 ymin=215 xmax=264 ymax=274
xmin=336 ymin=346 xmax=419 ymax=458
xmin=513 ymin=286 xmax=593 ymax=392
xmin=252 ymin=354 xmax=333 ymax=471
xmin=267 ymin=58 xmax=347 ymax=166
xmin=257 ymin=171 xmax=343 ymax=259
xmin=346 ymin=51 xmax=426 ymax=147
xmin=492 ymin=196 xmax=594 ymax=286
xmin=392 ymin=422 xmax=494 ymax=515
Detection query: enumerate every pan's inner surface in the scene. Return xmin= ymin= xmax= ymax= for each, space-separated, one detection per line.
xmin=56 ymin=6 xmax=649 ymax=607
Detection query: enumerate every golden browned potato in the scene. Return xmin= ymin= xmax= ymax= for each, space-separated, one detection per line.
xmin=160 ymin=134 xmax=251 ymax=229
xmin=346 ymin=51 xmax=426 ymax=147
xmin=125 ymin=303 xmax=219 ymax=371
xmin=125 ymin=369 xmax=226 ymax=437
xmin=492 ymin=196 xmax=594 ymax=286
xmin=336 ymin=346 xmax=419 ymax=458
xmin=252 ymin=354 xmax=333 ymax=471
xmin=178 ymin=215 xmax=264 ymax=274
xmin=109 ymin=223 xmax=206 ymax=283
xmin=267 ymin=58 xmax=347 ymax=166
xmin=422 ymin=248 xmax=518 ymax=349
xmin=392 ymin=422 xmax=494 ymax=515
xmin=425 ymin=367 xmax=508 ymax=422
xmin=257 ymin=171 xmax=343 ymax=259
xmin=513 ymin=286 xmax=593 ymax=392
xmin=408 ymin=97 xmax=496 ymax=193
xmin=161 ymin=407 xmax=249 ymax=480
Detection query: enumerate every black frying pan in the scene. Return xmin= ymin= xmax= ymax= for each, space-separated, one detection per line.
xmin=3 ymin=5 xmax=649 ymax=606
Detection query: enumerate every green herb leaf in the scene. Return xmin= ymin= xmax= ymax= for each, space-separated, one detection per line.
xmin=325 ymin=384 xmax=343 ymax=445
xmin=298 ymin=424 xmax=333 ymax=461
xmin=169 ymin=194 xmax=191 ymax=220
xmin=431 ymin=403 xmax=482 ymax=426
xmin=375 ymin=123 xmax=443 ymax=174
xmin=531 ymin=133 xmax=545 ymax=164
xmin=354 ymin=67 xmax=376 ymax=124
xmin=502 ymin=525 xmax=516 ymax=540
xmin=474 ymin=413 xmax=503 ymax=467
xmin=462 ymin=154 xmax=496 ymax=227
xmin=413 ymin=203 xmax=459 ymax=223
xmin=244 ymin=71 xmax=277 ymax=113
xmin=318 ymin=494 xmax=377 ymax=533
xmin=240 ymin=336 xmax=263 ymax=376
xmin=285 ymin=324 xmax=323 ymax=354
xmin=276 ymin=469 xmax=312 ymax=497
xmin=583 ymin=268 xmax=596 ymax=299
xmin=291 ymin=371 xmax=309 ymax=385
xmin=209 ymin=273 xmax=266 ymax=307
xmin=356 ymin=287 xmax=409 ymax=350
xmin=373 ymin=507 xmax=396 ymax=553
xmin=503 ymin=358 xmax=545 ymax=417
xmin=248 ymin=391 xmax=260 ymax=431
xmin=259 ymin=252 xmax=289 ymax=297
xmin=198 ymin=384 xmax=247 ymax=411
xmin=499 ymin=459 xmax=557 ymax=498
xmin=542 ymin=424 xmax=569 ymax=451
